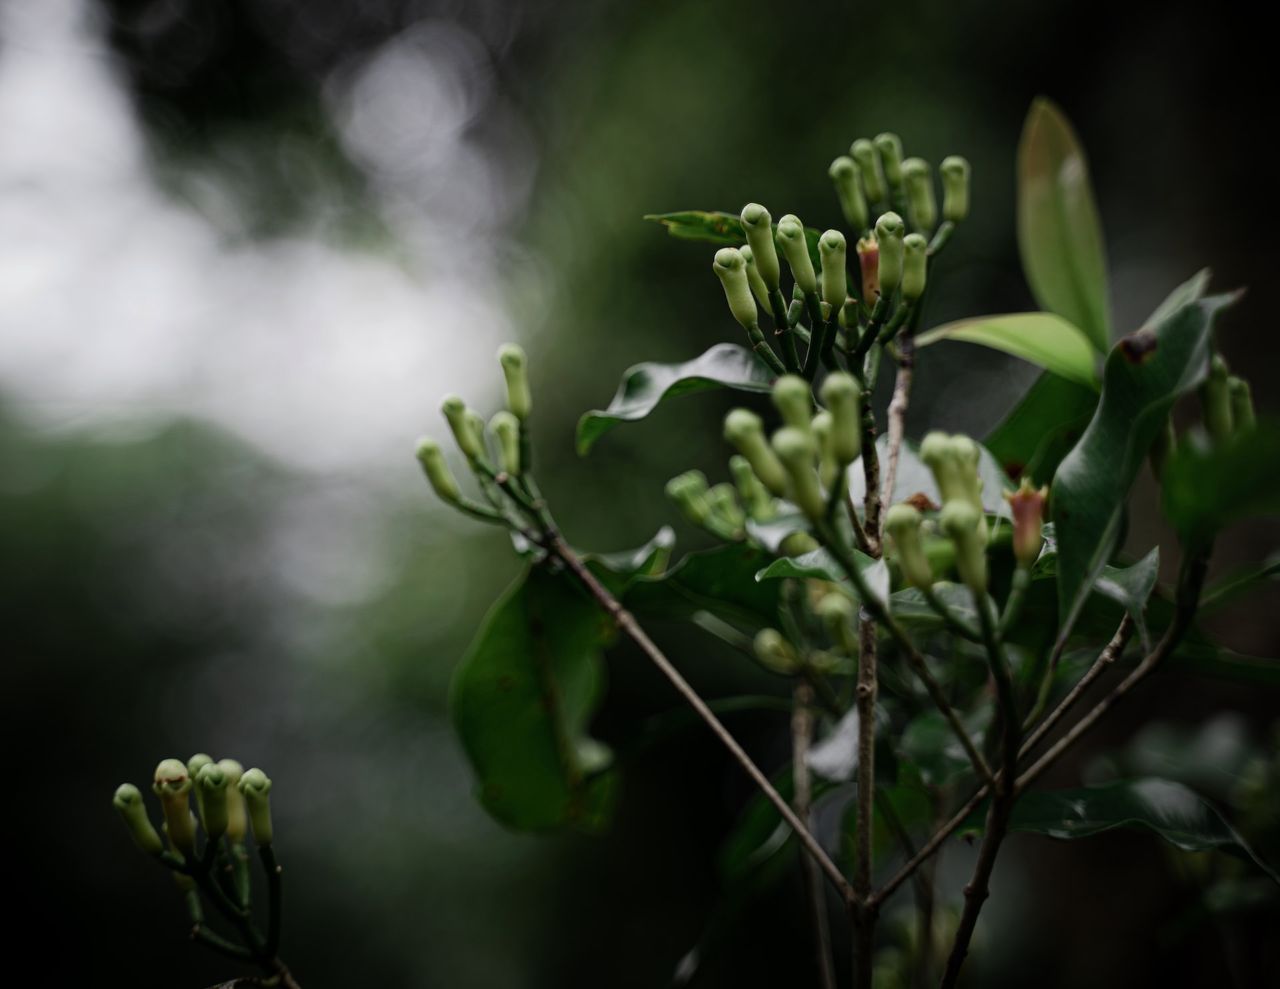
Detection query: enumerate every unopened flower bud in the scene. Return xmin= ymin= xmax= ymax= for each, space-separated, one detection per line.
xmin=754 ymin=628 xmax=800 ymax=675
xmin=729 ymin=454 xmax=774 ymax=520
xmin=818 ymin=230 xmax=848 ymax=310
xmin=490 ymin=411 xmax=521 ymax=476
xmin=195 ymin=763 xmax=230 ymax=842
xmin=850 ymin=138 xmax=887 ymax=204
xmin=940 ymin=500 xmax=987 ymax=593
xmin=884 ymin=504 xmax=933 ymax=589
xmin=152 ymin=759 xmax=196 ymax=858
xmin=1004 ymin=479 xmax=1047 ymax=568
xmin=902 ymin=233 xmax=928 ymax=302
xmin=811 ymin=411 xmax=838 ymax=488
xmin=857 ymin=237 xmax=880 ymax=301
xmin=874 ymin=132 xmax=905 ymax=192
xmin=1202 ymin=354 xmax=1233 ymax=441
xmin=187 ymin=752 xmax=214 ymax=822
xmin=815 ymin=592 xmax=856 ymax=652
xmin=828 ymin=156 xmax=868 ymax=233
xmin=113 ymin=783 xmax=163 ymax=855
xmin=416 ymin=438 xmax=461 ymax=505
xmin=940 ymin=155 xmax=970 ymax=222
xmin=819 ymin=372 xmax=862 ymax=465
xmin=498 ymin=344 xmax=532 ymax=420
xmin=707 ymin=483 xmax=745 ymax=530
xmin=441 ymin=396 xmax=484 ymax=461
xmin=780 ymin=531 xmax=820 ymax=556
xmin=772 ymin=427 xmax=826 ymax=522
xmin=902 ymin=157 xmax=937 ymax=233
xmin=739 ymin=245 xmax=772 ymax=310
xmin=776 ymin=215 xmax=817 ymax=296
xmin=216 ymin=759 xmax=247 ymax=842
xmin=921 ymin=432 xmax=986 ymax=539
xmin=666 ymin=470 xmax=712 ymax=526
xmin=725 ymin=409 xmax=788 ymax=497
xmin=875 ymin=213 xmax=905 ymax=297
xmin=238 ymin=769 xmax=273 ymax=846
xmin=713 ymin=247 xmax=760 ymax=330
xmin=772 ymin=375 xmax=813 ymax=431
xmin=740 ymin=203 xmax=781 ymax=291
xmin=1229 ymin=377 xmax=1256 ymax=433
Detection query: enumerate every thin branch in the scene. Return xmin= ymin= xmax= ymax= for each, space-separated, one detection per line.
xmin=793 ymin=684 xmax=837 ymax=989
xmin=544 ymin=533 xmax=855 ymax=902
xmin=857 ymin=392 xmax=883 ymax=557
xmin=880 ymin=331 xmax=914 ymax=526
xmin=851 ymin=613 xmax=879 ymax=989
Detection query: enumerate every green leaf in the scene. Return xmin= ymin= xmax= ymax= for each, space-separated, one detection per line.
xmin=645 ymin=210 xmax=824 ymax=268
xmin=1162 ymin=422 xmax=1280 ymax=547
xmin=1051 ymin=289 xmax=1237 ymax=646
xmin=978 ymin=779 xmax=1278 ymax=882
xmin=1017 ymin=97 xmax=1111 ymax=350
xmin=582 ymin=526 xmax=676 ymax=594
xmin=450 ymin=568 xmax=615 ymax=831
xmin=576 ymin=343 xmax=775 ymax=454
xmin=626 ymin=543 xmax=782 ymax=630
xmin=850 ymin=435 xmax=1015 ymax=516
xmin=917 ymin=313 xmax=1099 ymax=390
xmin=900 ymin=710 xmax=981 ymax=787
xmin=1200 ymin=554 xmax=1280 ymax=613
xmin=1094 ymin=547 xmax=1160 ymax=650
xmin=985 ymin=371 xmax=1098 ymax=483
xmin=1165 ymin=639 xmax=1280 ymax=686
xmin=756 ymin=549 xmax=889 ymax=604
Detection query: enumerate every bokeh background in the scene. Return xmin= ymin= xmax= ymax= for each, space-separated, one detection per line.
xmin=3 ymin=0 xmax=1277 ymax=986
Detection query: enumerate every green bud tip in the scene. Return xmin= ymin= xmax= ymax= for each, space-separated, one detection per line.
xmin=152 ymin=759 xmax=190 ymax=796
xmin=850 ymin=138 xmax=887 ymax=203
xmin=217 ymin=758 xmax=248 ymax=842
xmin=713 ymin=247 xmax=759 ymax=330
xmin=771 ymin=374 xmax=812 ymax=430
xmin=724 ymin=408 xmax=763 ymax=445
xmin=828 ymin=156 xmax=856 ymax=181
xmin=753 ymin=628 xmax=799 ymax=675
xmin=239 ymin=768 xmax=274 ymax=846
xmin=490 ymin=411 xmax=521 ymax=476
xmin=884 ymin=503 xmax=922 ymax=535
xmin=666 ymin=471 xmax=711 ymax=525
xmin=940 ymin=155 xmax=971 ymax=222
xmin=497 ymin=343 xmax=525 ymax=372
xmin=828 ymin=155 xmax=868 ymax=232
xmin=187 ymin=753 xmax=214 ymax=777
xmin=818 ymin=229 xmax=846 ymax=257
xmin=771 ymin=427 xmax=825 ymax=521
xmin=771 ymin=426 xmax=815 ymax=465
xmin=741 ymin=202 xmax=770 ymax=229
xmin=819 ymin=372 xmax=862 ymax=465
xmin=195 ymin=763 xmax=230 ymax=840
xmin=901 ymin=157 xmax=937 ymax=232
xmin=725 ymin=408 xmax=788 ymax=497
xmin=819 ymin=230 xmax=847 ymax=310
xmin=497 ymin=343 xmax=532 ymax=420
xmin=873 ymin=132 xmax=905 ymax=187
xmin=815 ymin=592 xmax=854 ymax=623
xmin=113 ymin=783 xmax=164 ymax=856
xmin=875 ymin=212 xmax=905 ymax=295
xmin=440 ymin=395 xmax=484 ymax=461
xmin=415 ymin=437 xmax=461 ymax=504
xmin=902 ymin=233 xmax=928 ymax=301
xmin=740 ymin=203 xmax=781 ymax=293
xmin=775 ymin=214 xmax=817 ymax=296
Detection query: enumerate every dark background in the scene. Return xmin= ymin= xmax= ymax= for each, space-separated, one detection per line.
xmin=2 ymin=1 xmax=1277 ymax=986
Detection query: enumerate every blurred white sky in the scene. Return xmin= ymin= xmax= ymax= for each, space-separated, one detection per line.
xmin=0 ymin=0 xmax=532 ymax=479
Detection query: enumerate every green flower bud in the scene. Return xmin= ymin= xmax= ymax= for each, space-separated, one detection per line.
xmin=498 ymin=344 xmax=532 ymax=420
xmin=818 ymin=230 xmax=848 ymax=310
xmin=713 ymin=247 xmax=760 ymax=330
xmin=776 ymin=215 xmax=817 ymax=296
xmin=666 ymin=470 xmax=712 ymax=526
xmin=812 ymin=411 xmax=838 ymax=488
xmin=707 ymin=483 xmax=745 ymax=530
xmin=940 ymin=156 xmax=971 ymax=223
xmin=772 ymin=374 xmax=813 ymax=431
xmin=884 ymin=504 xmax=933 ymax=589
xmin=1004 ymin=479 xmax=1047 ymax=569
xmin=828 ymin=156 xmax=868 ymax=233
xmin=113 ymin=783 xmax=163 ymax=855
xmin=416 ymin=438 xmax=461 ymax=505
xmin=739 ymin=245 xmax=772 ymax=310
xmin=152 ymin=759 xmax=196 ymax=858
xmin=187 ymin=752 xmax=214 ymax=823
xmin=901 ymin=233 xmax=928 ymax=302
xmin=1202 ymin=354 xmax=1233 ymax=441
xmin=238 ymin=769 xmax=273 ymax=846
xmin=940 ymin=500 xmax=987 ymax=593
xmin=875 ymin=212 xmax=905 ymax=297
xmin=819 ymin=372 xmax=862 ymax=465
xmin=441 ymin=396 xmax=484 ymax=461
xmin=850 ymin=138 xmax=887 ymax=204
xmin=901 ymin=157 xmax=937 ymax=233
xmin=490 ymin=411 xmax=521 ymax=476
xmin=216 ymin=759 xmax=248 ymax=843
xmin=1229 ymin=376 xmax=1256 ymax=433
xmin=921 ymin=432 xmax=986 ymax=539
xmin=780 ymin=531 xmax=820 ymax=556
xmin=754 ymin=628 xmax=800 ymax=675
xmin=725 ymin=409 xmax=788 ymax=497
xmin=195 ymin=763 xmax=230 ymax=842
xmin=729 ymin=454 xmax=774 ymax=521
xmin=874 ymin=132 xmax=905 ymax=192
xmin=740 ymin=203 xmax=781 ymax=291
xmin=772 ymin=427 xmax=826 ymax=522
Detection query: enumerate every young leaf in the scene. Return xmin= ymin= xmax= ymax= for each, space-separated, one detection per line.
xmin=1162 ymin=421 xmax=1280 ymax=548
xmin=576 ymin=343 xmax=775 ymax=454
xmin=985 ymin=371 xmax=1097 ymax=483
xmin=626 ymin=543 xmax=783 ymax=630
xmin=645 ymin=211 xmax=824 ymax=268
xmin=450 ymin=568 xmax=615 ymax=832
xmin=1199 ymin=554 xmax=1280 ymax=613
xmin=917 ymin=313 xmax=1099 ymax=390
xmin=1017 ymin=97 xmax=1111 ymax=350
xmin=582 ymin=525 xmax=676 ymax=594
xmin=975 ymin=779 xmax=1279 ymax=882
xmin=1051 ymin=290 xmax=1237 ymax=647
xmin=756 ymin=550 xmax=889 ymax=605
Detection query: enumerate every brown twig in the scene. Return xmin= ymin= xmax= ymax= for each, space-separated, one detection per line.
xmin=851 ymin=612 xmax=879 ymax=989
xmin=544 ymin=532 xmax=855 ymax=902
xmin=880 ymin=333 xmax=914 ymax=512
xmin=793 ymin=684 xmax=837 ymax=989
xmin=858 ymin=392 xmax=883 ymax=557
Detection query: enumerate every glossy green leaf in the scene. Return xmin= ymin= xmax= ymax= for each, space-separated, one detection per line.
xmin=645 ymin=210 xmax=824 ymax=268
xmin=582 ymin=526 xmax=675 ymax=594
xmin=1094 ymin=547 xmax=1160 ymax=650
xmin=576 ymin=343 xmax=775 ymax=454
xmin=1165 ymin=640 xmax=1280 ymax=686
xmin=1051 ymin=289 xmax=1237 ymax=646
xmin=985 ymin=371 xmax=1097 ymax=483
xmin=450 ymin=568 xmax=615 ymax=831
xmin=1017 ymin=97 xmax=1111 ymax=349
xmin=917 ymin=312 xmax=1099 ymax=390
xmin=626 ymin=543 xmax=782 ymax=630
xmin=756 ymin=549 xmax=889 ymax=605
xmin=1200 ymin=554 xmax=1280 ymax=613
xmin=1162 ymin=422 xmax=1280 ymax=548
xmin=900 ymin=709 xmax=981 ymax=786
xmin=850 ymin=435 xmax=1015 ymax=516
xmin=981 ymin=779 xmax=1278 ymax=881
